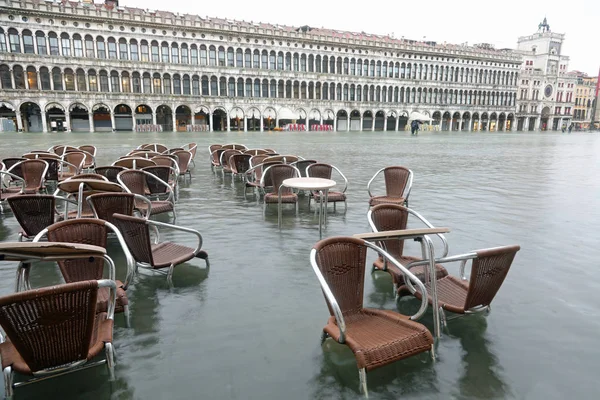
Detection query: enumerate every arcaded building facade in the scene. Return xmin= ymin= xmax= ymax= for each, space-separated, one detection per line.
xmin=0 ymin=0 xmax=521 ymax=133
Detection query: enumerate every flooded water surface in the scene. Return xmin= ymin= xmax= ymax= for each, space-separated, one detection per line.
xmin=0 ymin=130 xmax=599 ymax=399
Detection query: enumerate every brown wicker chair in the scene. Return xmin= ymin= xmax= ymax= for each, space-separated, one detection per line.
xmin=368 ymin=204 xmax=450 ymax=296
xmin=151 ymin=155 xmax=180 ymax=177
xmin=77 ymin=146 xmax=97 ymax=169
xmin=0 ymin=171 xmax=25 ymax=213
xmin=311 ymin=236 xmax=434 ymax=395
xmin=143 ymin=165 xmax=177 ymax=193
xmin=33 ymin=218 xmax=136 ymax=324
xmin=61 ymin=151 xmax=87 ymax=180
xmin=0 ymin=279 xmax=117 ymax=398
xmin=306 ymin=163 xmax=348 ymax=211
xmin=262 ymin=164 xmax=300 ymax=205
xmin=117 ymin=169 xmax=175 ymax=220
xmin=95 ymin=166 xmax=127 ymax=183
xmin=2 ymin=158 xmax=25 ymax=180
xmin=243 ymin=149 xmax=269 ymax=156
xmin=399 ymin=245 xmax=520 ymax=328
xmin=141 ymin=143 xmax=168 ymax=153
xmin=221 ymin=143 xmax=247 ymax=151
xmin=7 ymin=159 xmax=48 ymax=194
xmin=292 ymin=159 xmax=317 ymax=177
xmin=209 ymin=145 xmax=223 ymax=169
xmin=367 ymin=166 xmax=413 ymax=207
xmin=183 ymin=142 xmax=198 ymax=166
xmin=7 ymin=194 xmax=75 ymax=241
xmin=220 ymin=149 xmax=243 ymax=175
xmin=245 ymin=161 xmax=282 ymax=196
xmin=112 ymin=213 xmax=209 ymax=284
xmin=263 ymin=155 xmax=301 ymax=164
xmin=172 ymin=150 xmax=193 ymax=180
xmin=229 ymin=154 xmax=252 ymax=179
xmin=87 ymin=192 xmax=151 ymax=225
xmin=113 ymin=157 xmax=157 ymax=170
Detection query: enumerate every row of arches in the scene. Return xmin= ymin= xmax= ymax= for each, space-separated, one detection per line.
xmin=0 ymin=65 xmax=517 ymax=107
xmin=0 ymin=100 xmax=517 ymax=133
xmin=0 ymin=27 xmax=517 ymax=85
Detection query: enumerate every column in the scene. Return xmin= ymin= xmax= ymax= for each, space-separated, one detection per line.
xmin=275 ymin=117 xmax=279 ymax=129
xmin=371 ymin=116 xmax=375 ymax=131
xmin=172 ymin=113 xmax=176 ymax=132
xmin=36 ymin=69 xmax=41 ymax=90
xmin=88 ymin=113 xmax=94 ymax=132
xmin=18 ymin=34 xmax=25 ymax=56
xmin=468 ymin=119 xmax=472 ymax=131
xmin=109 ymin=112 xmax=115 ymax=132
xmin=383 ymin=116 xmax=388 ymax=131
xmin=503 ymin=119 xmax=508 ymax=132
xmin=260 ymin=116 xmax=264 ymax=132
xmin=534 ymin=117 xmax=540 ymax=131
xmin=346 ymin=116 xmax=350 ymax=132
xmin=226 ymin=113 xmax=230 ymax=132
xmin=243 ymin=117 xmax=248 ymax=132
xmin=152 ymin=111 xmax=157 ymax=126
xmin=15 ymin=111 xmax=23 ymax=131
xmin=24 ymin=74 xmax=29 ymax=90
xmin=10 ymin=69 xmax=15 ymax=89
xmin=64 ymin=113 xmax=71 ymax=132
xmin=61 ymin=73 xmax=66 ymax=92
xmin=360 ymin=116 xmax=364 ymax=131
xmin=457 ymin=118 xmax=462 ymax=131
xmin=333 ymin=117 xmax=337 ymax=132
xmin=41 ymin=111 xmax=48 ymax=133
xmin=85 ymin=73 xmax=89 ymax=91
xmin=209 ymin=113 xmax=214 ymax=132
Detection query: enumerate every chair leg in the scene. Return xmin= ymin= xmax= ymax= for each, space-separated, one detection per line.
xmin=320 ymin=331 xmax=329 ymax=345
xmin=3 ymin=366 xmax=13 ymax=399
xmin=430 ymin=343 xmax=436 ymax=361
xmin=105 ymin=343 xmax=115 ymax=381
xmin=358 ymin=368 xmax=369 ymax=398
xmin=167 ymin=264 xmax=175 ymax=284
xmin=439 ymin=307 xmax=448 ymax=330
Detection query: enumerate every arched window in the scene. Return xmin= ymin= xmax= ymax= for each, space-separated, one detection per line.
xmin=132 ymin=72 xmax=141 ymax=93
xmin=262 ymin=50 xmax=268 ymax=69
xmin=153 ymin=73 xmax=162 ymax=94
xmin=201 ymin=76 xmax=209 ymax=96
xmin=109 ymin=70 xmax=119 ymax=92
xmin=22 ymin=30 xmax=34 ymax=54
xmin=52 ymin=67 xmax=63 ymax=90
xmin=99 ymin=70 xmax=109 ymax=92
xmin=64 ymin=68 xmax=75 ymax=91
xmin=161 ymin=41 xmax=169 ymax=63
xmin=218 ymin=46 xmax=225 ymax=66
xmin=13 ymin=65 xmax=25 ymax=89
xmin=190 ymin=44 xmax=198 ymax=64
xmin=1 ymin=64 xmax=13 ymax=88
xmin=163 ymin=73 xmax=171 ymax=94
xmin=330 ymin=57 xmax=335 ymax=74
xmin=228 ymin=77 xmax=235 ymax=97
xmin=262 ymin=79 xmax=268 ymax=98
xmin=219 ymin=77 xmax=226 ymax=96
xmin=270 ymin=51 xmax=276 ymax=70
xmin=27 ymin=66 xmax=38 ymax=90
xmin=72 ymin=34 xmax=83 ymax=57
xmin=84 ymin=35 xmax=94 ymax=57
xmin=300 ymin=54 xmax=307 ymax=72
xmin=245 ymin=49 xmax=251 ymax=67
xmin=0 ymin=29 xmax=7 ymax=53
xmin=209 ymin=46 xmax=216 ymax=66
xmin=343 ymin=58 xmax=349 ymax=75
xmin=40 ymin=67 xmax=50 ymax=90
xmin=211 ymin=76 xmax=218 ymax=96
xmin=96 ymin=36 xmax=106 ymax=58
xmin=36 ymin=31 xmax=47 ymax=55
xmin=237 ymin=78 xmax=244 ymax=97
xmin=8 ymin=29 xmax=20 ymax=53
xmin=107 ymin=37 xmax=117 ymax=59
xmin=49 ymin=32 xmax=60 ymax=56
xmin=254 ymin=78 xmax=261 ymax=97
xmin=285 ymin=52 xmax=291 ymax=70
xmin=173 ymin=74 xmax=181 ymax=94
xmin=130 ymin=39 xmax=139 ymax=61
xmin=308 ymin=54 xmax=314 ymax=72
xmin=76 ymin=68 xmax=86 ymax=91
xmin=87 ymin=69 xmax=97 ymax=91
xmin=171 ymin=43 xmax=179 ymax=64
xmin=350 ymin=58 xmax=356 ymax=75
xmin=200 ymin=45 xmax=207 ymax=65
xmin=227 ymin=47 xmax=234 ymax=67
xmin=270 ymin=79 xmax=276 ymax=98
xmin=192 ymin=75 xmax=200 ymax=95
xmin=183 ymin=74 xmax=190 ymax=95
xmin=181 ymin=44 xmax=189 ymax=64
xmin=119 ymin=38 xmax=128 ymax=60
xmin=142 ymin=72 xmax=151 ymax=93
xmin=60 ymin=33 xmax=71 ymax=56
xmin=151 ymin=41 xmax=159 ymax=62
xmin=237 ymin=49 xmax=244 ymax=67
xmin=315 ymin=55 xmax=321 ymax=73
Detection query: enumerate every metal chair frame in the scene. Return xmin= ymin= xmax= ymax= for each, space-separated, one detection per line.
xmin=367 ymin=166 xmax=414 ymax=207
xmin=306 ymin=163 xmax=349 ymax=211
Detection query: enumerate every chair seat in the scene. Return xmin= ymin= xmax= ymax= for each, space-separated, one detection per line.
xmin=323 ymin=309 xmax=433 ymax=371
xmin=405 ymin=275 xmax=470 ymax=314
xmin=97 ymin=280 xmax=128 ymax=314
xmin=369 ymin=196 xmax=405 ymax=206
xmin=312 ymin=191 xmax=346 ymax=202
xmin=136 ymin=201 xmax=174 ymax=216
xmin=151 ymin=242 xmax=196 ymax=268
xmin=373 ymin=256 xmax=448 ymax=285
xmin=0 ymin=312 xmax=113 ymax=375
xmin=264 ymin=193 xmax=298 ymax=203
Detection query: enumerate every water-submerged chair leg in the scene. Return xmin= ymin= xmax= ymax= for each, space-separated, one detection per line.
xmin=320 ymin=331 xmax=329 ymax=345
xmin=3 ymin=366 xmax=13 ymax=399
xmin=167 ymin=263 xmax=175 ymax=284
xmin=124 ymin=305 xmax=131 ymax=328
xmin=105 ymin=343 xmax=115 ymax=381
xmin=359 ymin=368 xmax=369 ymax=398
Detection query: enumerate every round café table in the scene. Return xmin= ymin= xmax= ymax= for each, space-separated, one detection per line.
xmin=279 ymin=177 xmax=336 ymax=239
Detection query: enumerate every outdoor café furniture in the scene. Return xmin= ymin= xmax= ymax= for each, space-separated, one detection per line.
xmin=278 ymin=176 xmax=335 ymax=239
xmin=367 ymin=204 xmax=450 ymax=295
xmin=0 ymin=171 xmax=25 ymax=213
xmin=354 ymin=227 xmax=451 ymax=340
xmin=95 ymin=166 xmax=127 ymax=183
xmin=78 ymin=145 xmax=98 ymax=169
xmin=244 ymin=161 xmax=282 ymax=196
xmin=220 ymin=149 xmax=243 ymax=175
xmin=0 ymin=242 xmax=117 ymax=398
xmin=291 ymin=159 xmax=317 ymax=177
xmin=171 ymin=150 xmax=193 ymax=180
xmin=183 ymin=143 xmax=198 ymax=166
xmin=112 ymin=213 xmax=209 ymax=284
xmin=310 ymin=236 xmax=434 ymax=396
xmin=33 ymin=219 xmax=136 ymax=325
xmin=87 ymin=192 xmax=152 ymax=225
xmin=56 ymin=178 xmax=123 ymax=219
xmin=397 ymin=245 xmax=520 ymax=329
xmin=139 ymin=143 xmax=168 ymax=153
xmin=229 ymin=154 xmax=252 ymax=179
xmin=6 ymin=159 xmax=48 ymax=194
xmin=112 ymin=157 xmax=157 ymax=169
xmin=117 ymin=169 xmax=175 ymax=220
xmin=306 ymin=163 xmax=348 ymax=211
xmin=7 ymin=194 xmax=76 ymax=241
xmin=367 ymin=166 xmax=413 ymax=207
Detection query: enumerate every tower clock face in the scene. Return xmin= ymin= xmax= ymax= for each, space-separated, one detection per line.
xmin=544 ymin=85 xmax=553 ymax=98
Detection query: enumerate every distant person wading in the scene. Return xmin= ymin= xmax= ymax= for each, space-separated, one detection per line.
xmin=411 ymin=120 xmax=421 ymax=135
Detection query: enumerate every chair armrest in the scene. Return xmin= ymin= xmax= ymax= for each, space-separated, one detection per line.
xmin=331 ymin=165 xmax=348 ymax=193
xmin=367 ymin=167 xmax=385 ymax=197
xmin=405 ymin=252 xmax=477 ymax=281
xmin=310 ymin=248 xmax=347 ymax=343
xmin=405 ymin=208 xmax=449 ymax=257
xmin=362 ymin=241 xmax=429 ymax=321
xmin=0 ymin=171 xmax=25 ymax=191
xmin=97 ymin=279 xmax=117 ymax=320
xmin=146 ymin=220 xmax=203 ymax=254
xmin=104 ymin=221 xmax=137 ymax=289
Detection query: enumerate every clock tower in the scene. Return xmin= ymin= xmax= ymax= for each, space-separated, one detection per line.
xmin=514 ymin=19 xmax=577 ymax=131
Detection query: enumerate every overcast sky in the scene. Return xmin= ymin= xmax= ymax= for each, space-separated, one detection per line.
xmin=125 ymin=0 xmax=599 ymax=76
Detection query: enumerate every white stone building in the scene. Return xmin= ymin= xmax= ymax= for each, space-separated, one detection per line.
xmin=0 ymin=0 xmax=521 ymax=133
xmin=515 ymin=18 xmax=576 ymax=131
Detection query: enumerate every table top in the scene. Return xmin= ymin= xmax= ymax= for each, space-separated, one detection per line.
xmin=58 ymin=179 xmax=123 ymax=193
xmin=283 ymin=177 xmax=336 ymax=190
xmin=354 ymin=228 xmax=450 ymax=240
xmin=0 ymin=242 xmax=107 ymax=261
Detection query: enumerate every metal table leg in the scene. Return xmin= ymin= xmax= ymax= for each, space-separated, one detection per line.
xmin=318 ymin=189 xmax=323 ymax=238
